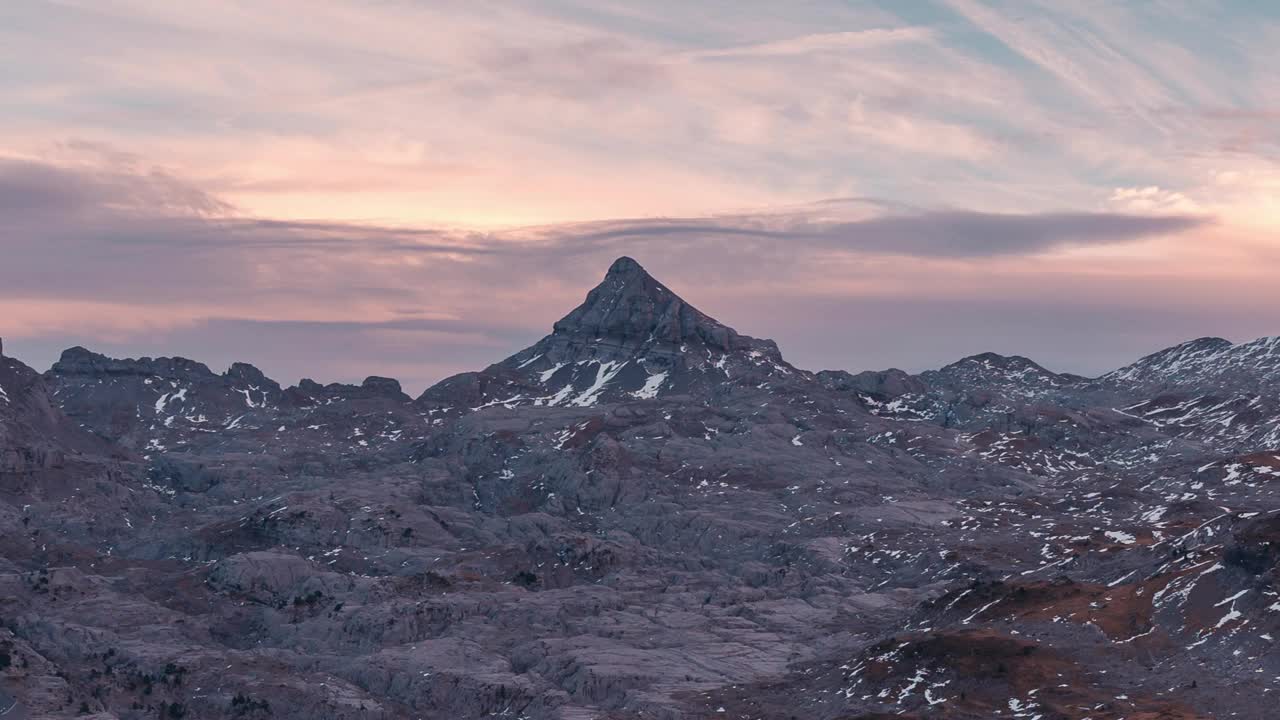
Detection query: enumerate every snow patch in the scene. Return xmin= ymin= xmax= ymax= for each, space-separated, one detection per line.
xmin=632 ymin=371 xmax=668 ymax=400
xmin=538 ymin=363 xmax=566 ymax=383
xmin=570 ymin=361 xmax=626 ymax=407
xmin=1104 ymin=530 xmax=1137 ymax=545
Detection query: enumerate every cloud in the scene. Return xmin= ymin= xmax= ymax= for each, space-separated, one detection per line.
xmin=1108 ymin=186 xmax=1201 ymax=214
xmin=0 ymin=152 xmax=1230 ymax=393
xmin=0 ymin=151 xmax=1207 ymax=260
xmin=0 ymin=155 xmax=231 ymax=217
xmin=0 ymin=155 xmax=1211 ymax=297
xmin=529 ymin=207 xmax=1207 ymax=260
xmin=683 ymin=27 xmax=935 ymax=60
xmin=6 ymin=0 xmax=1273 ymax=234
xmin=1 ymin=1 xmax=1276 ymax=390
xmin=808 ymin=210 xmax=1207 ymax=257
xmin=474 ymin=38 xmax=669 ymax=99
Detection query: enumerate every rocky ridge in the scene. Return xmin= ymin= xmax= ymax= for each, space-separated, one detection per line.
xmin=418 ymin=257 xmax=803 ymax=413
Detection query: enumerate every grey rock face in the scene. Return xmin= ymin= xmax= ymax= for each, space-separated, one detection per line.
xmin=1104 ymin=335 xmax=1248 ymax=388
xmin=44 ymin=345 xmax=424 ymax=468
xmin=418 ymin=256 xmax=798 ymax=413
xmin=1 ymin=351 xmax=113 ymax=474
xmin=47 ymin=346 xmax=284 ymax=451
xmin=1 ymin=257 xmax=1278 ymax=719
xmin=1098 ymin=335 xmax=1280 ymax=451
xmin=549 ymin=256 xmax=751 ymax=357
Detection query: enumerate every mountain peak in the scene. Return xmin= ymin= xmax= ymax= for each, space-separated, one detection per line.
xmin=419 ymin=256 xmax=794 ymax=408
xmin=606 ymin=255 xmax=647 ymax=278
xmin=1104 ymin=336 xmax=1233 ymax=384
xmin=949 ymin=352 xmax=1045 ymax=370
xmin=550 ymin=256 xmax=739 ymax=354
xmin=51 ymin=346 xmax=217 ymax=380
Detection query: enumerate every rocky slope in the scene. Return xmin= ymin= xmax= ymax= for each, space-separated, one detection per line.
xmin=1099 ymin=336 xmax=1280 ymax=452
xmin=1 ymin=259 xmax=1277 ymax=719
xmin=417 ymin=257 xmax=804 ymax=413
xmin=1 ymin=340 xmax=116 ymax=473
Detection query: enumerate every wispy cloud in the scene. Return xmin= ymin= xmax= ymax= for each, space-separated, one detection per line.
xmin=0 ymin=152 xmax=1234 ymax=391
xmin=6 ymin=0 xmax=1276 ymax=226
xmin=1 ymin=1 xmax=1277 ymax=389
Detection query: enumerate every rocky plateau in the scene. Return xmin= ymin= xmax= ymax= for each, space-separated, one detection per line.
xmin=1 ymin=258 xmax=1277 ymax=719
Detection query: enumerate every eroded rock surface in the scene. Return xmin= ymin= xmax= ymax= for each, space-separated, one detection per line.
xmin=1 ymin=259 xmax=1276 ymax=719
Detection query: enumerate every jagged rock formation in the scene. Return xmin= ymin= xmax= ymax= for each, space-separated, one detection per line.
xmin=1 ymin=261 xmax=1277 ymax=719
xmin=1 ymin=341 xmax=116 ymax=475
xmin=1099 ymin=336 xmax=1280 ymax=452
xmin=45 ymin=347 xmax=424 ymax=462
xmin=417 ymin=256 xmax=801 ymax=411
xmin=1104 ymin=335 xmax=1280 ymax=389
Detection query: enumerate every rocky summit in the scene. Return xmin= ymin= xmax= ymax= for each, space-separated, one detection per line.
xmin=1 ymin=258 xmax=1277 ymax=719
xmin=418 ymin=256 xmax=797 ymax=413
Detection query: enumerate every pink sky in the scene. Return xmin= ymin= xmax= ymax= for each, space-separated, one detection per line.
xmin=2 ymin=1 xmax=1278 ymax=392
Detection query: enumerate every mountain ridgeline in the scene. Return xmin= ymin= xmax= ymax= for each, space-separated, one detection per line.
xmin=1 ymin=257 xmax=1277 ymax=719
xmin=418 ymin=256 xmax=799 ymax=411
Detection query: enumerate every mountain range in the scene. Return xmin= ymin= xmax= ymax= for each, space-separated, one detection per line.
xmin=1 ymin=257 xmax=1277 ymax=719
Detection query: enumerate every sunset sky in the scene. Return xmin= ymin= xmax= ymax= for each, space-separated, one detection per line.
xmin=3 ymin=0 xmax=1279 ymax=393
